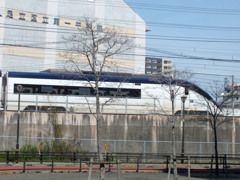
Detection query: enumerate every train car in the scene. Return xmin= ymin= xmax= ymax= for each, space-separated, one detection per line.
xmin=2 ymin=71 xmax=212 ymax=114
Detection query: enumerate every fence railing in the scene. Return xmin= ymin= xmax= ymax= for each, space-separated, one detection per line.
xmin=4 ymin=92 xmax=205 ymax=115
xmin=1 ymin=151 xmax=240 ymax=174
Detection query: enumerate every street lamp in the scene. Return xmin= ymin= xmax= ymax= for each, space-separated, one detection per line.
xmin=16 ymin=85 xmax=23 ymax=162
xmin=181 ymin=95 xmax=187 ymax=163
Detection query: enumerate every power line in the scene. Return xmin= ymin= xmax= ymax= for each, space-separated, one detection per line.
xmin=145 ymin=48 xmax=240 ymax=62
xmin=5 ymin=1 xmax=240 ymax=16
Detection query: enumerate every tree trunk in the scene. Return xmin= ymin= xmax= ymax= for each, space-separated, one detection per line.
xmin=171 ymin=94 xmax=178 ymax=180
xmin=95 ymin=78 xmax=105 ymax=180
xmin=213 ymin=122 xmax=219 ymax=177
xmin=172 ymin=121 xmax=178 ymax=180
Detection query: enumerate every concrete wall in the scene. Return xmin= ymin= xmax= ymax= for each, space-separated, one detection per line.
xmin=0 ymin=111 xmax=239 ymax=154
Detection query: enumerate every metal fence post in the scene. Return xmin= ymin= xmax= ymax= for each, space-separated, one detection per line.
xmin=188 ymin=156 xmax=190 ymax=180
xmin=73 ymin=152 xmax=76 ymax=162
xmin=79 ymin=159 xmax=82 ymax=172
xmin=125 ymin=97 xmax=128 ymax=115
xmin=226 ymin=143 xmax=229 ymax=154
xmin=39 ymin=152 xmax=43 ymax=164
xmin=224 ymin=154 xmax=228 ymax=178
xmin=23 ymin=158 xmax=26 ymax=173
xmin=199 ymin=142 xmax=202 ymax=154
xmin=143 ymin=141 xmax=146 ymax=154
xmin=6 ymin=151 xmax=9 ymax=164
xmin=114 ymin=141 xmax=116 ymax=154
xmin=166 ymin=156 xmax=169 ymax=171
xmin=66 ymin=95 xmax=68 ymax=113
xmin=35 ymin=94 xmax=38 ymax=112
xmin=51 ymin=158 xmax=54 ymax=172
xmin=136 ymin=158 xmax=139 ymax=172
xmin=117 ymin=160 xmax=120 ymax=180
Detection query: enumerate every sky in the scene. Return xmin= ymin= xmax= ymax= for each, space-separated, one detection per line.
xmin=125 ymin=0 xmax=240 ymax=89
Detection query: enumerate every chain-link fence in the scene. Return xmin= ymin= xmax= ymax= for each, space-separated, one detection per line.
xmin=1 ymin=136 xmax=239 ymax=154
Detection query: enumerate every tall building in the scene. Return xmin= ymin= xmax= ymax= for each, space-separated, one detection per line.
xmin=145 ymin=57 xmax=174 ymax=76
xmin=0 ymin=0 xmax=146 ymax=73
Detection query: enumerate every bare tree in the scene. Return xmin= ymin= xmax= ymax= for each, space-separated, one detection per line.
xmin=149 ymin=70 xmax=192 ymax=180
xmin=195 ymin=81 xmax=231 ymax=176
xmin=62 ymin=17 xmax=133 ymax=180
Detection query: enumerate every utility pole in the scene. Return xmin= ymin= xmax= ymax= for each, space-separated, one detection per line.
xmin=15 ymin=85 xmax=23 ymax=163
xmin=232 ymin=75 xmax=235 ymax=155
xmin=181 ymin=95 xmax=187 ymax=163
xmin=232 ymin=75 xmax=234 ymax=120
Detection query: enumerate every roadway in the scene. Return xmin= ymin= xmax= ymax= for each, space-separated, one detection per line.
xmin=1 ymin=164 xmax=240 ymax=180
xmin=1 ymin=172 xmax=240 ymax=180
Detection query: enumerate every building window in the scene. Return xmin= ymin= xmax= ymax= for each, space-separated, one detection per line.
xmin=6 ymin=10 xmax=13 ymax=18
xmin=146 ymin=59 xmax=151 ymax=63
xmin=86 ymin=23 xmax=92 ymax=29
xmin=31 ymin=14 xmax=37 ymax=22
xmin=97 ymin=24 xmax=103 ymax=31
xmin=164 ymin=60 xmax=172 ymax=64
xmin=54 ymin=18 xmax=60 ymax=25
xmin=42 ymin=16 xmax=48 ymax=24
xmin=19 ymin=13 xmax=25 ymax=20
xmin=76 ymin=21 xmax=81 ymax=27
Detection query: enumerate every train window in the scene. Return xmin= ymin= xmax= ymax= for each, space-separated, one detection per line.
xmin=120 ymin=90 xmax=130 ymax=97
xmin=14 ymin=84 xmax=35 ymax=94
xmin=14 ymin=84 xmax=141 ymax=98
xmin=129 ymin=89 xmax=141 ymax=97
xmin=41 ymin=86 xmax=53 ymax=93
xmin=99 ymin=89 xmax=108 ymax=96
xmin=60 ymin=88 xmax=66 ymax=95
xmin=67 ymin=88 xmax=79 ymax=95
xmin=79 ymin=87 xmax=92 ymax=95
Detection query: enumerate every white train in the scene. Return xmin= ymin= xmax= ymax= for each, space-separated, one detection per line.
xmin=0 ymin=70 xmax=212 ymax=115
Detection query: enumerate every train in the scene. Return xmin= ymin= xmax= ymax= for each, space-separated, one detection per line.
xmin=0 ymin=70 xmax=212 ymax=115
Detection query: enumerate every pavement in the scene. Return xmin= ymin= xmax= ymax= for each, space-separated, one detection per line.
xmin=1 ymin=163 xmax=240 ymax=179
xmin=1 ymin=172 xmax=240 ymax=180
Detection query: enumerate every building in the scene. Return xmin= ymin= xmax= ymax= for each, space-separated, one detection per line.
xmin=221 ymin=84 xmax=240 ymax=116
xmin=0 ymin=0 xmax=146 ymax=74
xmin=145 ymin=57 xmax=174 ymax=76
xmin=223 ymin=85 xmax=240 ymax=107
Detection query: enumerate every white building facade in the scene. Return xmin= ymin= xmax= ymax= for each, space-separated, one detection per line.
xmin=0 ymin=0 xmax=146 ymax=73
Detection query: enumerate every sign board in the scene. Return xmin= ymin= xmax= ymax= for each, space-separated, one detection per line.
xmin=38 ymin=142 xmax=43 ymax=151
xmin=104 ymin=144 xmax=109 ymax=152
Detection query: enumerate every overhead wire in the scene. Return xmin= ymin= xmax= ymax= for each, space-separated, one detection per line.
xmin=7 ymin=0 xmax=240 ymax=16
xmin=0 ymin=1 xmax=238 ymax=79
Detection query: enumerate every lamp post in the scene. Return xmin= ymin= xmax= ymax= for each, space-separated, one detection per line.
xmin=15 ymin=85 xmax=23 ymax=162
xmin=181 ymin=95 xmax=187 ymax=163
